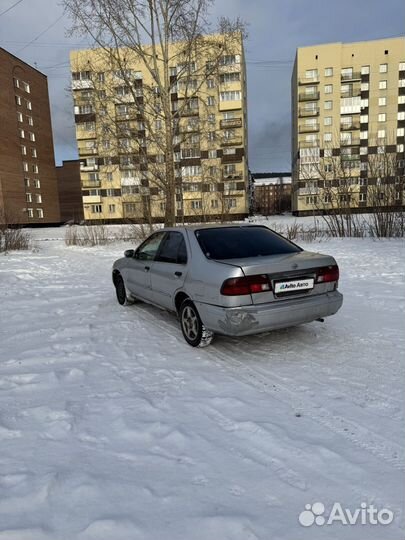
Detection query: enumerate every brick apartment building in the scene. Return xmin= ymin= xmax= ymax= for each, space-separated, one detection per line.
xmin=56 ymin=160 xmax=84 ymax=223
xmin=253 ymin=172 xmax=292 ymax=215
xmin=0 ymin=48 xmax=60 ymax=225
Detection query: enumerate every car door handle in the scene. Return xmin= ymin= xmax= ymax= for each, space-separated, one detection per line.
xmin=174 ymin=271 xmax=182 ymax=277
xmin=144 ymin=266 xmax=150 ymax=272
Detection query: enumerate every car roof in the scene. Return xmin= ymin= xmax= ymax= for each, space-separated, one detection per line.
xmin=161 ymin=223 xmax=266 ymax=233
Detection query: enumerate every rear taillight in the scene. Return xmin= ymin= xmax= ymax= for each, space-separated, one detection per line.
xmin=221 ymin=274 xmax=271 ymax=296
xmin=316 ymin=265 xmax=339 ymax=284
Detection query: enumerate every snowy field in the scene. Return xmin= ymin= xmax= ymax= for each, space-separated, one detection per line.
xmin=0 ymin=224 xmax=404 ymax=540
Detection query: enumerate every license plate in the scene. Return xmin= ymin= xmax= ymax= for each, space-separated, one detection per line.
xmin=275 ymin=278 xmax=314 ymax=294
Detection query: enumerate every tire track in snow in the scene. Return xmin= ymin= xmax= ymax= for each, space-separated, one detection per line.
xmin=133 ymin=304 xmax=405 ymax=473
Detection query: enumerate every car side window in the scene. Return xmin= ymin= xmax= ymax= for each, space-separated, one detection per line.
xmin=136 ymin=232 xmax=165 ymax=261
xmin=156 ymin=232 xmax=188 ymax=264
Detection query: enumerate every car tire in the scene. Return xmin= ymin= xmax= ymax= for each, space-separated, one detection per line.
xmin=114 ymin=274 xmax=133 ymax=306
xmin=179 ymin=299 xmax=214 ymax=348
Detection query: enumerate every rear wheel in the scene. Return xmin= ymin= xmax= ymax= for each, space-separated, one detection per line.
xmin=114 ymin=274 xmax=133 ymax=306
xmin=180 ymin=299 xmax=214 ymax=347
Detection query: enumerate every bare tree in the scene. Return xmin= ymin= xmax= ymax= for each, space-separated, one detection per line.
xmin=65 ymin=0 xmax=246 ymax=226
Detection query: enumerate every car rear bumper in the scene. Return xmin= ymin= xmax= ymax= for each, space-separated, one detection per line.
xmin=195 ymin=290 xmax=343 ymax=337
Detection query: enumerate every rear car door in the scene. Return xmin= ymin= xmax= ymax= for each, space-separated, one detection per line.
xmin=150 ymin=231 xmax=188 ymax=310
xmin=125 ymin=231 xmax=166 ymax=301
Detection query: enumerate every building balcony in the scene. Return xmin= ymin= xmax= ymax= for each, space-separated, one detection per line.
xmin=80 ymin=164 xmax=99 ymax=172
xmin=221 ymin=137 xmax=243 ymax=146
xmin=340 ymin=121 xmax=360 ymax=131
xmin=72 ymin=80 xmax=94 ymax=90
xmin=298 ymin=107 xmax=319 ymax=117
xmin=341 ymin=72 xmax=361 ymax=82
xmin=341 ymin=138 xmax=360 ymax=146
xmin=82 ymin=195 xmax=101 ymax=203
xmin=299 ymin=123 xmax=319 ymax=133
xmin=220 ymin=118 xmax=242 ymax=129
xmin=298 ymin=187 xmax=320 ymax=195
xmin=298 ymin=92 xmax=320 ymax=102
xmin=179 ymin=108 xmax=199 ymax=117
xmin=78 ymin=147 xmax=97 ymax=156
xmin=341 ymin=90 xmax=361 ymax=98
xmin=299 ymin=76 xmax=319 ymax=85
xmin=82 ymin=180 xmax=101 ymax=188
xmin=299 ymin=139 xmax=320 ymax=148
xmin=222 ymin=171 xmax=243 ymax=180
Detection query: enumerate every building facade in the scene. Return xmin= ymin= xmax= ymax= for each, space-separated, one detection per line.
xmin=70 ymin=34 xmax=248 ymax=223
xmin=0 ymin=48 xmax=60 ymax=225
xmin=253 ymin=173 xmax=291 ymax=215
xmin=56 ymin=160 xmax=84 ymax=223
xmin=292 ymin=37 xmax=405 ymax=215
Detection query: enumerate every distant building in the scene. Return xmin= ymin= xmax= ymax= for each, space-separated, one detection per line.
xmin=70 ymin=33 xmax=248 ymax=223
xmin=0 ymin=48 xmax=60 ymax=225
xmin=253 ymin=172 xmax=291 ymax=215
xmin=56 ymin=160 xmax=84 ymax=223
xmin=292 ymin=37 xmax=405 ymax=216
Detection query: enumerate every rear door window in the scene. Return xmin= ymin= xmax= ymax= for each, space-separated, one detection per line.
xmin=156 ymin=232 xmax=188 ymax=264
xmin=195 ymin=226 xmax=301 ymax=260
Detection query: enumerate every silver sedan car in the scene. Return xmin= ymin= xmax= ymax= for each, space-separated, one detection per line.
xmin=112 ymin=224 xmax=343 ymax=347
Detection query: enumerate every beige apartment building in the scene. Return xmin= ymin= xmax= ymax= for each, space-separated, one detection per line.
xmin=70 ymin=34 xmax=248 ymax=223
xmin=292 ymin=37 xmax=405 ymax=215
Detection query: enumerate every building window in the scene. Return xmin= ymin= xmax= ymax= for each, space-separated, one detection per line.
xmin=399 ymin=62 xmax=405 ymax=71
xmin=36 ymin=208 xmax=44 ymax=219
xmin=24 ymin=177 xmax=30 ymax=187
xmin=17 ymin=111 xmax=23 ymax=122
xmin=324 ymin=132 xmax=332 ymax=142
xmin=208 ymin=131 xmax=216 ymax=141
xmin=324 ymin=67 xmax=333 ymax=77
xmin=108 ymin=204 xmax=115 ymax=213
xmin=398 ymin=112 xmax=405 ymax=121
xmin=19 ymin=129 xmax=25 ymax=138
xmin=23 ymin=161 xmax=29 ymax=172
xmin=21 ymin=145 xmax=27 ymax=155
xmin=31 ymin=148 xmax=37 ymax=158
xmin=207 ymin=78 xmax=215 ymax=88
xmin=225 ymin=198 xmax=237 ymax=208
xmin=34 ymin=179 xmax=40 ymax=188
xmin=306 ymin=196 xmax=317 ymax=205
xmin=27 ymin=116 xmax=33 ymax=126
xmin=397 ymin=128 xmax=405 ymax=137
xmin=305 ymin=69 xmax=318 ymax=79
xmin=378 ymin=113 xmax=386 ymax=122
xmin=32 ymin=164 xmax=39 ymax=173
xmin=36 ymin=194 xmax=42 ymax=204
xmin=26 ymin=100 xmax=32 ymax=110
xmin=324 ymin=100 xmax=333 ymax=110
xmin=361 ymin=66 xmax=370 ymax=75
xmin=361 ymin=82 xmax=369 ymax=91
xmin=191 ymin=200 xmax=202 ymax=209
xmin=207 ymin=96 xmax=215 ymax=106
xmin=208 ymin=150 xmax=217 ymax=159
xmin=208 ymin=114 xmax=215 ymax=124
xmin=211 ymin=199 xmax=219 ymax=209
xmin=29 ymin=132 xmax=36 ymax=141
xmin=378 ymin=97 xmax=387 ymax=106
xmin=399 ymin=79 xmax=405 ymax=88
xmin=379 ymin=63 xmax=388 ymax=73
xmin=399 ymin=95 xmax=405 ymax=105
xmin=377 ymin=129 xmax=386 ymax=139
xmin=379 ymin=80 xmax=387 ymax=90
xmin=27 ymin=208 xmax=33 ymax=218
xmin=324 ymin=116 xmax=332 ymax=126
xmin=26 ymin=193 xmax=32 ymax=202
xmin=324 ymin=84 xmax=333 ymax=94
xmin=359 ymin=193 xmax=366 ymax=202
xmin=219 ymin=91 xmax=241 ymax=101
xmin=91 ymin=204 xmax=103 ymax=213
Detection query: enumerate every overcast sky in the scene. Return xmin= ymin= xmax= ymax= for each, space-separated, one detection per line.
xmin=0 ymin=0 xmax=404 ymax=172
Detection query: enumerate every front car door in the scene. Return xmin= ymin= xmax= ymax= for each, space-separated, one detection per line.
xmin=123 ymin=231 xmax=166 ymax=302
xmin=150 ymin=231 xmax=188 ymax=310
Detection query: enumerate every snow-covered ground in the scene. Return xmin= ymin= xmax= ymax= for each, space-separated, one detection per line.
xmin=0 ymin=225 xmax=404 ymax=540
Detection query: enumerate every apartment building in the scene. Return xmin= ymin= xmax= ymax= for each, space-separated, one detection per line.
xmin=292 ymin=37 xmax=405 ymax=215
xmin=253 ymin=173 xmax=291 ymax=215
xmin=56 ymin=160 xmax=84 ymax=223
xmin=0 ymin=48 xmax=60 ymax=225
xmin=70 ymin=34 xmax=248 ymax=223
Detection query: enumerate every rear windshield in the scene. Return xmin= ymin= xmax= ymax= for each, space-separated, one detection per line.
xmin=195 ymin=226 xmax=301 ymax=260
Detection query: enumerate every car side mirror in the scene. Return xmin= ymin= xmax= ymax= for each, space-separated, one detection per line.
xmin=124 ymin=249 xmax=135 ymax=258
